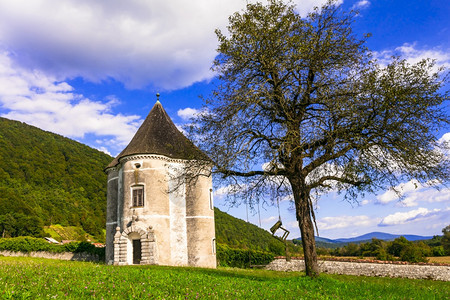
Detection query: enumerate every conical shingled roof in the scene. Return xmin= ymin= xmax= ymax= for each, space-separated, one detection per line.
xmin=106 ymin=101 xmax=209 ymax=169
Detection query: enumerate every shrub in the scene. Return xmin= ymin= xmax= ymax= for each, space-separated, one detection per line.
xmin=432 ymin=246 xmax=445 ymax=257
xmin=316 ymin=247 xmax=331 ymax=256
xmin=0 ymin=236 xmax=60 ymax=253
xmin=216 ymin=243 xmax=274 ymax=268
xmin=374 ymin=248 xmax=395 ymax=261
xmin=400 ymin=245 xmax=428 ymax=263
xmin=0 ymin=237 xmax=104 ymax=260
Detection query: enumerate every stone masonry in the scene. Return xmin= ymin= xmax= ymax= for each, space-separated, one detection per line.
xmin=113 ymin=223 xmax=157 ymax=266
xmin=265 ymin=258 xmax=450 ymax=281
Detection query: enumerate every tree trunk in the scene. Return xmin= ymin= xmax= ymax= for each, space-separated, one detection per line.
xmin=291 ymin=180 xmax=319 ymax=277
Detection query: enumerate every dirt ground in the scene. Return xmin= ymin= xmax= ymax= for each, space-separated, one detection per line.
xmin=428 ymin=256 xmax=450 ymax=264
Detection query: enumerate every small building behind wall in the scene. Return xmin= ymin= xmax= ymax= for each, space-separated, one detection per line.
xmin=104 ymin=97 xmax=216 ymax=268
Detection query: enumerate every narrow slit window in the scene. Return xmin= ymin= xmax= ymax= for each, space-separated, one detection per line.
xmin=212 ymin=238 xmax=216 ymax=254
xmin=132 ymin=186 xmax=144 ymax=207
xmin=209 ymin=188 xmax=214 ymax=210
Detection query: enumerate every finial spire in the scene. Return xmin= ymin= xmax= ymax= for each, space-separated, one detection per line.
xmin=156 ymin=93 xmax=160 ymax=103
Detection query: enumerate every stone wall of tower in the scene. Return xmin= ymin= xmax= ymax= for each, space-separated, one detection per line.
xmin=106 ymin=154 xmax=216 ymax=268
xmin=120 ymin=156 xmax=172 ymax=265
xmin=105 ymin=169 xmax=119 ymax=264
xmin=186 ymin=172 xmax=216 ymax=268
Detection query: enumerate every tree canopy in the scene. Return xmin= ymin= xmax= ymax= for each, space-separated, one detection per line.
xmin=189 ymin=0 xmax=449 ymax=276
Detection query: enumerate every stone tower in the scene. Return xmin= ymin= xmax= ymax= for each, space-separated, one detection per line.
xmin=104 ymin=99 xmax=216 ymax=268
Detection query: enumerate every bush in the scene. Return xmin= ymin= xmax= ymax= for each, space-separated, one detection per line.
xmin=0 ymin=237 xmax=104 ymax=260
xmin=316 ymin=247 xmax=331 ymax=256
xmin=373 ymin=248 xmax=395 ymax=261
xmin=0 ymin=236 xmax=61 ymax=253
xmin=400 ymin=245 xmax=428 ymax=263
xmin=216 ymin=243 xmax=274 ymax=268
xmin=432 ymin=246 xmax=446 ymax=257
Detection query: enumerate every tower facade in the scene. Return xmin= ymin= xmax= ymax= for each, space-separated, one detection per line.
xmin=104 ymin=100 xmax=216 ymax=268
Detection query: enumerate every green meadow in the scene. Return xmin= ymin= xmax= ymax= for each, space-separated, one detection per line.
xmin=0 ymin=257 xmax=448 ymax=299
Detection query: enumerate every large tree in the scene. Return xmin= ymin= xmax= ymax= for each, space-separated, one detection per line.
xmin=189 ymin=0 xmax=449 ymax=276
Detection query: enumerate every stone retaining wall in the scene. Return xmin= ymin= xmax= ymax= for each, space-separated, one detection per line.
xmin=265 ymin=259 xmax=450 ymax=281
xmin=0 ymin=251 xmax=100 ymax=262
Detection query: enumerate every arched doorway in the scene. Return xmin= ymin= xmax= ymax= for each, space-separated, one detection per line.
xmin=127 ymin=232 xmax=141 ymax=265
xmin=113 ymin=225 xmax=157 ymax=265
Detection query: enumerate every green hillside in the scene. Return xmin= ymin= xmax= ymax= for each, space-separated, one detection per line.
xmin=0 ymin=117 xmax=112 ymax=241
xmin=0 ymin=117 xmax=290 ymax=254
xmin=215 ymin=207 xmax=286 ymax=255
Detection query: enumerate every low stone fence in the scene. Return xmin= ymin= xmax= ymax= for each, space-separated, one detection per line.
xmin=0 ymin=250 xmax=100 ymax=262
xmin=265 ymin=258 xmax=450 ymax=281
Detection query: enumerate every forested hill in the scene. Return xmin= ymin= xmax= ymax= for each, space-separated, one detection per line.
xmin=214 ymin=207 xmax=286 ymax=254
xmin=0 ymin=117 xmax=112 ymax=240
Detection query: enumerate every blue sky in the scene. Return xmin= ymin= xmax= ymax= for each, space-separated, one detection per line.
xmin=0 ymin=0 xmax=448 ymax=239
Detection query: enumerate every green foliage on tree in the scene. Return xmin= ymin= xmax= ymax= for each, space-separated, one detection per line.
xmin=0 ymin=213 xmax=44 ymax=238
xmin=387 ymin=236 xmax=411 ymax=257
xmin=0 ymin=117 xmax=112 ymax=241
xmin=188 ymin=0 xmax=449 ymax=276
xmin=442 ymin=225 xmax=450 ymax=255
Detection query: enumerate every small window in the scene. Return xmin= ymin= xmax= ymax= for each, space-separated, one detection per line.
xmin=132 ymin=186 xmax=144 ymax=207
xmin=209 ymin=188 xmax=214 ymax=210
xmin=212 ymin=238 xmax=216 ymax=254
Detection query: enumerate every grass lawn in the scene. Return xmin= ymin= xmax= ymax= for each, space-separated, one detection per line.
xmin=0 ymin=256 xmax=448 ymax=299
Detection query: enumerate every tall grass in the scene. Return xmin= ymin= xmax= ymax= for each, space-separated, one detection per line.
xmin=0 ymin=256 xmax=447 ymax=299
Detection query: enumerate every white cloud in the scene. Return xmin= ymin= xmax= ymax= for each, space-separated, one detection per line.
xmin=287 ymin=221 xmax=299 ymax=230
xmin=379 ymin=207 xmax=448 ymax=226
xmin=214 ymin=184 xmax=244 ymax=197
xmin=305 ymin=162 xmax=345 ymax=188
xmin=403 ymin=187 xmax=450 ymax=207
xmin=376 ymin=179 xmax=450 ymax=207
xmin=292 ymin=0 xmax=343 ymax=16
xmin=318 ymin=215 xmax=379 ymax=230
xmin=352 ymin=1 xmax=370 ymax=10
xmin=374 ymin=43 xmax=450 ymax=70
xmin=438 ymin=132 xmax=450 ymax=145
xmin=96 ymin=147 xmax=112 ymax=156
xmin=360 ymin=199 xmax=370 ymax=206
xmin=0 ymin=51 xmax=140 ymax=152
xmin=262 ymin=216 xmax=278 ymax=224
xmin=0 ymin=0 xmax=243 ymax=90
xmin=177 ymin=107 xmax=201 ymax=121
xmin=438 ymin=132 xmax=450 ymax=158
xmin=376 ymin=179 xmax=423 ymax=204
xmin=0 ymin=0 xmax=332 ymax=91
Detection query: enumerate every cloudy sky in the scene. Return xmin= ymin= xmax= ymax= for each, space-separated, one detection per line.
xmin=0 ymin=0 xmax=448 ymax=239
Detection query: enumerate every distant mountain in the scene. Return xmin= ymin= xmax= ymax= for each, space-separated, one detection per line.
xmin=315 ymin=236 xmax=339 ymax=243
xmin=295 ymin=231 xmax=435 ymax=248
xmin=334 ymin=232 xmax=434 ymax=243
